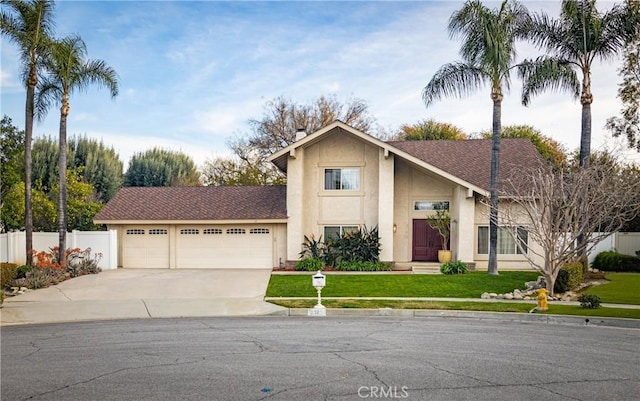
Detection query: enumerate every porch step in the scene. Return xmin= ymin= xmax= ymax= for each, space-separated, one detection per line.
xmin=395 ymin=262 xmax=442 ymax=274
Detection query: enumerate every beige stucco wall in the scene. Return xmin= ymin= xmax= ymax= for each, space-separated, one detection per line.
xmin=473 ymin=201 xmax=541 ymax=271
xmin=287 ymin=129 xmax=384 ymax=260
xmin=392 ymin=158 xmax=457 ymax=263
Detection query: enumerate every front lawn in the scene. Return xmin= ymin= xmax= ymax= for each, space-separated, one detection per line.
xmin=266 ymin=271 xmax=540 ymax=298
xmin=583 ymin=273 xmax=640 ymax=305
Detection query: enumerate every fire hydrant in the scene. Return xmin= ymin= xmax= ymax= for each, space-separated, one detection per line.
xmin=536 ymin=288 xmax=549 ymax=311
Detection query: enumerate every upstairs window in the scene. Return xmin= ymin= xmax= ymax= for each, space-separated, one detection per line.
xmin=324 ymin=168 xmax=360 ymax=191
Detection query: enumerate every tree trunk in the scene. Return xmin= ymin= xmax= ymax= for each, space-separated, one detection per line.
xmin=58 ymin=101 xmax=69 ymax=266
xmin=488 ymin=93 xmax=502 ymax=275
xmin=579 ymin=101 xmax=592 ymax=168
xmin=24 ymin=71 xmax=36 ymax=266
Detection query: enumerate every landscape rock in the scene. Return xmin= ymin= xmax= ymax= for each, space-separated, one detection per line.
xmin=481 ymin=292 xmax=490 ymax=299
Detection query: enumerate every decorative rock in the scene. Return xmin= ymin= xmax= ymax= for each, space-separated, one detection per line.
xmin=504 ymin=293 xmax=514 ymax=300
xmin=513 ymin=293 xmax=523 ymax=300
xmin=19 ymin=287 xmax=27 ymax=292
xmin=496 ymin=294 xmax=504 ymax=299
xmin=481 ymin=292 xmax=490 ymax=299
xmin=489 ymin=293 xmax=498 ymax=298
xmin=523 ymin=296 xmax=531 ymax=300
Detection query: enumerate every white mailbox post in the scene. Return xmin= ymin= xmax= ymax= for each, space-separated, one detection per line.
xmin=309 ymin=270 xmax=326 ymax=316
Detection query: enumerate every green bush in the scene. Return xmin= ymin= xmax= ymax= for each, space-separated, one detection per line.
xmin=1 ymin=263 xmax=19 ymax=288
xmin=300 ymin=226 xmax=381 ymax=267
xmin=592 ymin=251 xmax=640 ymax=272
xmin=16 ymin=264 xmax=33 ymax=279
xmin=336 ymin=261 xmax=393 ymax=271
xmin=295 ymin=258 xmax=324 ymax=271
xmin=578 ymin=294 xmax=602 ymax=309
xmin=440 ymin=261 xmax=468 ymax=275
xmin=554 ymin=262 xmax=583 ymax=293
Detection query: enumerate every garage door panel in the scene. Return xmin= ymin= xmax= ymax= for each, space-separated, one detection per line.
xmin=123 ymin=226 xmax=169 ymax=268
xmin=176 ymin=225 xmax=272 ymax=269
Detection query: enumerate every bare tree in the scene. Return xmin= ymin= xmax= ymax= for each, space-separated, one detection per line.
xmin=490 ymin=155 xmax=640 ymax=294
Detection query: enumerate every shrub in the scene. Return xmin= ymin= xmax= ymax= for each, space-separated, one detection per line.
xmin=1 ymin=262 xmax=19 ymax=288
xmin=66 ymin=248 xmax=102 ymax=277
xmin=300 ymin=235 xmax=325 ymax=260
xmin=300 ymin=226 xmax=381 ymax=267
xmin=592 ymin=251 xmax=640 ymax=272
xmin=578 ymin=294 xmax=602 ymax=309
xmin=440 ymin=261 xmax=468 ymax=275
xmin=554 ymin=262 xmax=583 ymax=293
xmin=336 ymin=261 xmax=393 ymax=271
xmin=16 ymin=264 xmax=33 ymax=279
xmin=295 ymin=258 xmax=324 ymax=271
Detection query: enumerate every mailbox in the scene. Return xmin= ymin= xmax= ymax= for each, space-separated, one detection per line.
xmin=312 ymin=271 xmax=326 ymax=289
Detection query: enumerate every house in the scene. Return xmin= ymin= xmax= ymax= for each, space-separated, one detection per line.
xmin=95 ymin=121 xmax=545 ymax=270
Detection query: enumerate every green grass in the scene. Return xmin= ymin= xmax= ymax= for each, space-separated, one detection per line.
xmin=266 ymin=271 xmax=540 ymax=298
xmin=583 ymin=273 xmax=640 ymax=305
xmin=269 ymin=299 xmax=640 ymax=319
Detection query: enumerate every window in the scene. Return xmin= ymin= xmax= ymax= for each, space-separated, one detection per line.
xmin=180 ymin=229 xmax=199 ymax=235
xmin=126 ymin=229 xmax=145 ymax=235
xmin=149 ymin=229 xmax=168 ymax=235
xmin=323 ymin=225 xmax=359 ymax=240
xmin=226 ymin=228 xmax=246 ymax=235
xmin=203 ymin=228 xmax=222 ymax=235
xmin=414 ymin=201 xmax=449 ymax=211
xmin=324 ymin=168 xmax=360 ymax=190
xmin=477 ymin=226 xmax=528 ymax=255
xmin=250 ymin=228 xmax=270 ymax=234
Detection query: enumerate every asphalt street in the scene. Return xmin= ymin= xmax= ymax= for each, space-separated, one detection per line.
xmin=1 ymin=316 xmax=638 ymax=401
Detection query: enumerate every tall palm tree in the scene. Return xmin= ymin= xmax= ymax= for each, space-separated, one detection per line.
xmin=422 ymin=0 xmax=529 ymax=275
xmin=518 ymin=0 xmax=636 ymax=167
xmin=36 ymin=34 xmax=119 ymax=264
xmin=1 ymin=0 xmax=55 ymax=266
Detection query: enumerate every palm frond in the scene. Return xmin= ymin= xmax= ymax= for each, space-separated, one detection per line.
xmin=517 ymin=57 xmax=579 ymax=106
xmin=422 ymin=62 xmax=488 ymax=106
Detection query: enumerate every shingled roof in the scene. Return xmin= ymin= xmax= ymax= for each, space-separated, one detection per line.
xmin=387 ymin=138 xmax=547 ymax=191
xmin=94 ymin=185 xmax=287 ymax=222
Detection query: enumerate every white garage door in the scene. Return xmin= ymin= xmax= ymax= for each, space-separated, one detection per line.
xmin=176 ymin=225 xmax=273 ymax=269
xmin=122 ymin=226 xmax=170 ymax=268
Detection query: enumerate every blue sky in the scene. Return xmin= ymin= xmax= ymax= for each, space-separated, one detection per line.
xmin=1 ymin=0 xmax=636 ymax=169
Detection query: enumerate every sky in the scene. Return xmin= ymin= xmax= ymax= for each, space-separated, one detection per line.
xmin=1 ymin=0 xmax=637 ymax=170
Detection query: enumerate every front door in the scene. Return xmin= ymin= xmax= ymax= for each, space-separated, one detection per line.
xmin=412 ymin=219 xmax=441 ymax=262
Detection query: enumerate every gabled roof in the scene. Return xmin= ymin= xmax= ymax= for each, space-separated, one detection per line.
xmin=387 ymin=138 xmax=547 ymax=192
xmin=94 ymin=186 xmax=287 ymax=223
xmin=268 ymin=120 xmax=547 ymax=195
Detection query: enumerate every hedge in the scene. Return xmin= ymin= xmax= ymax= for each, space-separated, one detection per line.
xmin=592 ymin=251 xmax=640 ymax=272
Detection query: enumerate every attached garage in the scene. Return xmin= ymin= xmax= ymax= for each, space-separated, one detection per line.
xmin=94 ymin=186 xmax=288 ymax=269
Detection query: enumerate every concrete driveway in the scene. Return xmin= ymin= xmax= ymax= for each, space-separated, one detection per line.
xmin=0 ymin=269 xmax=285 ymax=326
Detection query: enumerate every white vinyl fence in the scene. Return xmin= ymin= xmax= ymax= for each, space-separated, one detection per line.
xmin=0 ymin=230 xmax=117 ymax=270
xmin=589 ymin=232 xmax=640 ymax=264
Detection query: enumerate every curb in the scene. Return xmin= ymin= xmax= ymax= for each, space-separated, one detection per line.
xmin=281 ymin=308 xmax=640 ymax=329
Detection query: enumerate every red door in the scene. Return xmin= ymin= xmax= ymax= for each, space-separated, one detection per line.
xmin=412 ymin=219 xmax=442 ymax=262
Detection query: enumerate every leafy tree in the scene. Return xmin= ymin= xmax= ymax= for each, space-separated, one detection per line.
xmin=31 ymin=135 xmax=58 ymax=192
xmin=35 ymin=34 xmax=119 ymax=262
xmin=422 ymin=0 xmax=529 ymax=275
xmin=68 ymin=136 xmax=122 ymax=202
xmin=396 ymin=119 xmax=468 ymax=141
xmin=1 ymin=0 xmax=56 ymax=265
xmin=1 ymin=116 xmax=25 ymax=203
xmin=124 ymin=148 xmax=201 ymax=187
xmin=30 ymin=135 xmax=123 ymax=202
xmin=202 ymin=156 xmax=285 ymax=186
xmin=606 ymin=0 xmax=640 ymax=151
xmin=51 ymin=169 xmax=102 ymax=231
xmin=518 ymin=0 xmax=637 ymax=167
xmin=481 ymin=125 xmax=567 ymax=168
xmin=1 ymin=181 xmax=56 ymax=232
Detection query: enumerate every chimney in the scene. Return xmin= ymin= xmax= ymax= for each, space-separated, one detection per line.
xmin=295 ymin=128 xmax=307 ymax=142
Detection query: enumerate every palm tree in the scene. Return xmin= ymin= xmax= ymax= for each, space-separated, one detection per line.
xmin=1 ymin=0 xmax=55 ymax=266
xmin=422 ymin=0 xmax=529 ymax=275
xmin=36 ymin=34 xmax=119 ymax=264
xmin=518 ymin=0 xmax=636 ymax=167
